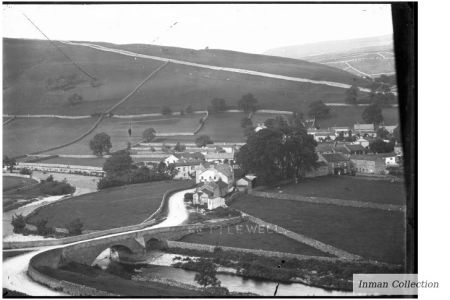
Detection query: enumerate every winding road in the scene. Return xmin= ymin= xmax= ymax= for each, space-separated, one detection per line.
xmin=2 ymin=188 xmax=193 ymax=296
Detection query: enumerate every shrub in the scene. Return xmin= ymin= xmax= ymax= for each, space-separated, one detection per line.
xmin=11 ymin=214 xmax=26 ymax=233
xmin=184 ymin=192 xmax=193 ymax=201
xmin=65 ymin=218 xmax=83 ymax=235
xmin=36 ymin=219 xmax=55 ymax=236
xmin=39 ymin=180 xmax=75 ymax=195
xmin=161 ymin=106 xmax=172 ymax=115
xmin=20 ymin=168 xmax=32 ymax=175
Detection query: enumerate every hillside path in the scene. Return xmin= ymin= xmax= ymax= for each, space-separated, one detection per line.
xmin=60 ymin=41 xmax=371 ymax=93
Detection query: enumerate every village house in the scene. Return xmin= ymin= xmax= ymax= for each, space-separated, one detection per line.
xmin=172 ymin=160 xmax=204 ymax=180
xmin=355 ymin=137 xmax=370 ymax=148
xmin=354 ymin=123 xmax=376 ymax=137
xmin=350 ymin=153 xmax=398 ymax=175
xmin=319 ymin=153 xmax=351 ymax=175
xmin=204 ymin=152 xmax=235 ymax=164
xmin=332 ymin=126 xmax=351 ymax=137
xmin=394 ymin=143 xmax=403 ymax=156
xmin=236 ymin=174 xmax=257 ymax=192
xmin=379 ymin=125 xmax=398 ymax=134
xmin=193 ymin=163 xmax=235 ymax=210
xmin=307 ymin=128 xmax=336 ymax=142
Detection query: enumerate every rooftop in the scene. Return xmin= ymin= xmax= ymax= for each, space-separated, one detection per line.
xmin=321 ymin=153 xmax=349 ymax=163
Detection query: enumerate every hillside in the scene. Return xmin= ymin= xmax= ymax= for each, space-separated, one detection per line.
xmin=3 ymin=38 xmax=372 ymax=116
xmin=264 ymin=35 xmax=395 ymax=78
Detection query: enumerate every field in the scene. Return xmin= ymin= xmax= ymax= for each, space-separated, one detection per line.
xmin=196 ymin=112 xmax=246 ymax=142
xmin=3 ymin=176 xmax=38 ymax=192
xmin=3 ymin=176 xmax=45 ymax=212
xmin=27 ymin=180 xmax=193 ymax=231
xmin=2 ymin=118 xmax=96 ymax=157
xmin=316 ymin=106 xmax=400 ymax=128
xmin=45 ymin=114 xmax=203 ymax=155
xmin=230 ymin=195 xmax=405 ymax=264
xmin=263 ymin=176 xmax=406 ymax=205
xmin=179 ymin=220 xmax=332 ymax=257
xmin=4 ymin=38 xmax=372 ymax=117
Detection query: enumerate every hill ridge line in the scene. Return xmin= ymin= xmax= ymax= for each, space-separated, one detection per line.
xmin=60 ymin=40 xmax=370 ymax=93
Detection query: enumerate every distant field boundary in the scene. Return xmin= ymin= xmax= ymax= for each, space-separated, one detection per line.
xmin=10 ymin=62 xmax=169 ymax=158
xmin=249 ymin=191 xmax=406 ymax=212
xmin=27 ymin=115 xmax=105 ymax=157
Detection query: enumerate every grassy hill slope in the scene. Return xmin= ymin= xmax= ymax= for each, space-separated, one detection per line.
xmin=3 ymin=38 xmax=372 ymax=116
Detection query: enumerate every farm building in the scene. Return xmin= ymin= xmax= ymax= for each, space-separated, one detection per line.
xmin=354 ymin=123 xmax=376 ymax=137
xmin=236 ymin=174 xmax=257 ymax=191
xmin=319 ymin=153 xmax=351 ymax=175
xmin=350 ymin=153 xmax=398 ymax=175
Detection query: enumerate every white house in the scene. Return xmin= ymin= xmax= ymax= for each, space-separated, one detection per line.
xmin=355 ymin=138 xmax=370 ymax=148
xmin=163 ymin=154 xmax=179 ymax=165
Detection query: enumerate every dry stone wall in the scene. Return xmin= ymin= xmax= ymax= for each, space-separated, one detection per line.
xmin=250 ymin=191 xmax=406 ymax=212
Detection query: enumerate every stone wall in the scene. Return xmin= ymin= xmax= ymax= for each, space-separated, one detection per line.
xmin=249 ymin=191 xmax=406 ymax=212
xmin=166 ymin=240 xmax=341 ymax=262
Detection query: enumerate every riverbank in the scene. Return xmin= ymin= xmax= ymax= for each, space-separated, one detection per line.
xmin=158 ymin=247 xmax=403 ymax=292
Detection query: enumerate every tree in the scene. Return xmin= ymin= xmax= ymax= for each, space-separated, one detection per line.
xmin=289 ymin=110 xmax=304 ymax=128
xmin=308 ymin=100 xmax=330 ymax=119
xmin=369 ymin=139 xmax=394 ymax=153
xmin=36 ymin=219 xmax=54 ymax=236
xmin=208 ymin=98 xmax=227 ymax=113
xmin=238 ymin=93 xmax=258 ymax=113
xmin=194 ymin=258 xmax=221 ymax=288
xmin=174 ymin=142 xmax=186 ymax=152
xmin=161 ymin=106 xmax=172 ymax=115
xmin=67 ymin=93 xmax=83 ymax=105
xmin=240 ymin=117 xmax=253 ymax=128
xmin=103 ymin=150 xmax=134 ymax=177
xmin=195 ymin=135 xmax=213 ymax=147
xmin=20 ymin=168 xmax=32 ymax=176
xmin=142 ymin=128 xmax=156 ymax=142
xmin=236 ymin=124 xmax=317 ymax=184
xmin=345 ymin=85 xmax=359 ymax=105
xmin=377 ymin=127 xmax=390 ymax=139
xmin=185 ymin=105 xmax=194 ymax=114
xmin=11 ymin=214 xmax=26 ymax=233
xmin=3 ymin=155 xmax=16 ymax=172
xmin=89 ymin=132 xmax=112 ymax=156
xmin=65 ymin=218 xmax=83 ymax=235
xmin=362 ymin=104 xmax=384 ymax=125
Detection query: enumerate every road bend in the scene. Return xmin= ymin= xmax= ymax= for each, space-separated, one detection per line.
xmin=2 ymin=188 xmax=193 ymax=296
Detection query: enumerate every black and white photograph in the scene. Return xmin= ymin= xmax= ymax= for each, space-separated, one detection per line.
xmin=1 ymin=1 xmax=425 ymax=298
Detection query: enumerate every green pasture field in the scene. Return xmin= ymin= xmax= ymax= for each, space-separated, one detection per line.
xmin=26 ymin=180 xmax=193 ymax=231
xmin=263 ymin=176 xmax=406 ymax=205
xmin=2 ymin=118 xmax=97 ymax=157
xmin=230 ymin=195 xmax=406 ymax=265
xmin=4 ymin=38 xmax=370 ymax=117
xmin=178 ymin=220 xmax=333 ymax=257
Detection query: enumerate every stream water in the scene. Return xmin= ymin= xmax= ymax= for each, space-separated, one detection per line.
xmin=132 ymin=253 xmax=355 ymax=296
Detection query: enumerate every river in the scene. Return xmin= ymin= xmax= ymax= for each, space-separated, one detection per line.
xmin=129 ymin=252 xmax=354 ymax=296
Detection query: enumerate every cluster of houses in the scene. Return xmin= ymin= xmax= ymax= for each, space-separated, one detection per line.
xmin=307 ymin=123 xmax=397 ymax=142
xmin=313 ymin=140 xmax=403 ymax=176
